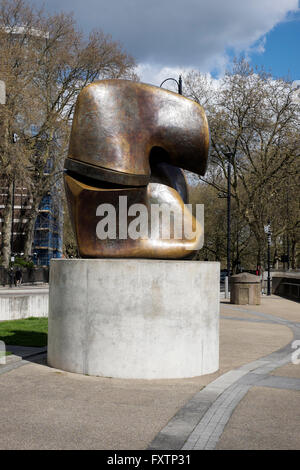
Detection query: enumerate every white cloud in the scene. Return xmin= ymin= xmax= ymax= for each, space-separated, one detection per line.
xmin=249 ymin=36 xmax=267 ymax=55
xmin=32 ymin=0 xmax=299 ymax=80
xmin=135 ymin=64 xmax=189 ymax=88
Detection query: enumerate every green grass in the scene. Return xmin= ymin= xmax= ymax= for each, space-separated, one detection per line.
xmin=0 ymin=351 xmax=11 ymax=358
xmin=0 ymin=317 xmax=48 ymax=347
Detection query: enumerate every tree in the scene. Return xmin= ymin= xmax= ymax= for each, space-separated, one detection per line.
xmin=188 ymin=178 xmax=257 ymax=270
xmin=62 ymin=195 xmax=78 ymax=259
xmin=0 ymin=0 xmax=137 ymax=266
xmin=184 ymin=59 xmax=300 ymax=270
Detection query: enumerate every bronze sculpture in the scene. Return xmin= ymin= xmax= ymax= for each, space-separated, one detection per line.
xmin=64 ymin=79 xmax=209 ymax=258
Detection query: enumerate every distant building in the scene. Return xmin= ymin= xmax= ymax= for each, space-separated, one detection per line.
xmin=33 ymin=191 xmax=63 ymax=266
xmin=0 ymin=171 xmax=63 ymax=267
xmin=30 ymin=127 xmax=64 ymax=266
xmin=0 ymin=125 xmax=63 ymax=267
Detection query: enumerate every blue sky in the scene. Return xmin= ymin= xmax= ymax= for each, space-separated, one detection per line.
xmin=31 ymin=0 xmax=300 ymax=85
xmin=244 ymin=9 xmax=300 ymax=81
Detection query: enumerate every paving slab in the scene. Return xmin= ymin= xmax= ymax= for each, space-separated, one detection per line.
xmin=219 ymin=316 xmax=293 ymax=373
xmin=237 ymin=295 xmax=300 ymax=323
xmin=271 ymin=363 xmax=300 ymax=379
xmin=0 ymin=346 xmax=47 ymax=368
xmin=220 ymin=306 xmax=261 ymax=320
xmin=216 ymin=386 xmax=300 ymax=450
xmin=0 ymin=294 xmax=299 ymax=450
xmin=0 ymin=360 xmax=207 ymax=450
xmin=151 ymin=296 xmax=300 ymax=450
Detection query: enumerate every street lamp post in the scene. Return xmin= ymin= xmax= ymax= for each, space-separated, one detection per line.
xmin=10 ymin=133 xmax=18 ymax=261
xmin=160 ymin=75 xmax=183 ymax=95
xmin=178 ymin=75 xmax=182 ymax=95
xmin=10 ymin=177 xmax=15 ymax=259
xmin=224 ymin=152 xmax=232 ymax=298
xmin=264 ymin=220 xmax=271 ymax=295
xmin=286 ymin=178 xmax=290 ymax=270
xmin=267 ymin=220 xmax=271 ymax=296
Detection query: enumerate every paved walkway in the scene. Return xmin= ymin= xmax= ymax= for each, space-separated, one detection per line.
xmin=0 ymin=285 xmax=49 ymax=296
xmin=0 ymin=295 xmax=299 ymax=450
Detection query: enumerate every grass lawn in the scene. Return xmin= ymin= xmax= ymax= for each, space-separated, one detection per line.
xmin=0 ymin=352 xmax=12 ymax=358
xmin=0 ymin=317 xmax=48 ymax=347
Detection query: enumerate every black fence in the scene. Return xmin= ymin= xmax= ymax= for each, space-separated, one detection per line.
xmin=273 ymin=277 xmax=300 ymax=301
xmin=0 ymin=266 xmax=49 ymax=286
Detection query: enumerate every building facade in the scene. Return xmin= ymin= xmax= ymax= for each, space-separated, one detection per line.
xmin=0 ymin=179 xmax=63 ymax=266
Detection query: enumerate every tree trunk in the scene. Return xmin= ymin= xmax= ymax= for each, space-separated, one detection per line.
xmin=1 ymin=181 xmax=13 ymax=268
xmin=23 ymin=197 xmax=42 ymax=260
xmin=291 ymin=239 xmax=296 ymax=270
xmin=254 ymin=234 xmax=266 ymax=275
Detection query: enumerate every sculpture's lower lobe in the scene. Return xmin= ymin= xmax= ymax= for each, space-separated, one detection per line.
xmin=64 ymin=166 xmax=202 ymax=259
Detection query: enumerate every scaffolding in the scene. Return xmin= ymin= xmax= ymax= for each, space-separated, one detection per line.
xmin=33 ymin=190 xmax=63 ymax=266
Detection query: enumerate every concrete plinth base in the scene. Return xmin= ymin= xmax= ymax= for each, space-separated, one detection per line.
xmin=47 ymin=259 xmax=219 ymax=379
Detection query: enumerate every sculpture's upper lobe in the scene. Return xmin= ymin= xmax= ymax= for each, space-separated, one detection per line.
xmin=65 ymin=79 xmax=209 ymax=186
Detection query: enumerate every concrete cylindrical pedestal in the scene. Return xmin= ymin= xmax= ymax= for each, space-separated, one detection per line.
xmin=48 ymin=259 xmax=219 ymax=379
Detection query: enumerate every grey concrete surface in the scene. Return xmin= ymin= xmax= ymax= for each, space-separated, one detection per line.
xmin=0 ymin=294 xmax=299 ymax=450
xmin=0 ymin=359 xmax=209 ymax=450
xmin=216 ymin=387 xmax=300 ymax=450
xmin=0 ymin=347 xmax=47 ymax=376
xmin=3 ymin=345 xmax=47 ymax=364
xmin=150 ymin=296 xmax=300 ymax=450
xmin=271 ymin=362 xmax=300 ymax=378
xmin=0 ymin=285 xmax=49 ymax=293
xmin=0 ymin=286 xmax=49 ymax=321
xmin=48 ymin=259 xmax=220 ymax=379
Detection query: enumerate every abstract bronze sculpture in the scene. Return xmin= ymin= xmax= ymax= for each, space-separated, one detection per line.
xmin=64 ymin=79 xmax=209 ymax=258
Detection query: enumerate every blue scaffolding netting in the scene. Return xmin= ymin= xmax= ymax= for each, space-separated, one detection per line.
xmin=33 ymin=190 xmax=63 ymax=266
